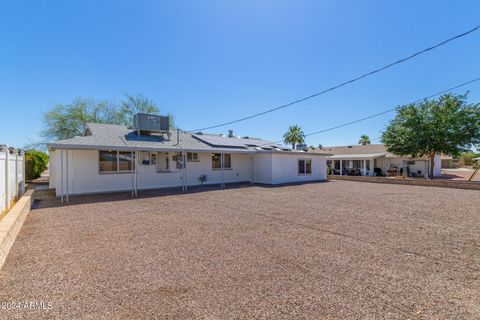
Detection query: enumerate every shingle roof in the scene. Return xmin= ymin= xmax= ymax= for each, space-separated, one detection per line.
xmin=48 ymin=123 xmax=330 ymax=156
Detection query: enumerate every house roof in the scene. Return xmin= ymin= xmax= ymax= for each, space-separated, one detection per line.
xmin=315 ymin=144 xmax=395 ymax=158
xmin=48 ymin=123 xmax=331 ymax=156
xmin=328 ymin=153 xmax=387 ymax=160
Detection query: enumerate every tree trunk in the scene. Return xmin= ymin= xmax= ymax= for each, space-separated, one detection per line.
xmin=429 ymin=153 xmax=436 ymax=180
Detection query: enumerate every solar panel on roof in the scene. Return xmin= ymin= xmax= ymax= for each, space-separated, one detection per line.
xmin=193 ymin=134 xmax=283 ymax=149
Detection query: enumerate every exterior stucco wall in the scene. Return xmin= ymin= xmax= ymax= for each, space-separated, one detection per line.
xmin=253 ymin=154 xmax=273 ymax=184
xmin=271 ymin=154 xmax=327 ymax=184
xmin=50 ymin=149 xmax=328 ymax=196
xmin=51 ymin=150 xmax=253 ymax=196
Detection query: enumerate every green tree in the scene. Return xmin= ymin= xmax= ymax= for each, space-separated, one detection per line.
xmin=382 ymin=93 xmax=480 ymax=179
xmin=42 ymin=98 xmax=124 ymax=140
xmin=120 ymin=94 xmax=160 ymax=125
xmin=358 ymin=135 xmax=371 ymax=145
xmin=25 ymin=150 xmax=49 ymax=180
xmin=458 ymin=151 xmax=476 ymax=166
xmin=42 ymin=94 xmax=172 ymax=141
xmin=283 ymin=125 xmax=305 ymax=149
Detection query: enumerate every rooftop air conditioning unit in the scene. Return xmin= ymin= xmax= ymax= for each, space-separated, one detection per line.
xmin=133 ymin=113 xmax=170 ymax=134
xmin=296 ymin=144 xmax=307 ymax=151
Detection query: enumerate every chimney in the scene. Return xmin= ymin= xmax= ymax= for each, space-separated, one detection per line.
xmin=228 ymin=130 xmax=234 ymax=138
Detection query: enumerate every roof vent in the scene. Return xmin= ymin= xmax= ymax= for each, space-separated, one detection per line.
xmin=348 ymin=145 xmax=353 ymax=148
xmin=133 ymin=113 xmax=170 ymax=135
xmin=195 ymin=132 xmax=203 ymax=135
xmin=228 ymin=130 xmax=234 ymax=138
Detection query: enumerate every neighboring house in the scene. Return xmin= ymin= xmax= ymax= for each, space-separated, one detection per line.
xmin=440 ymin=154 xmax=454 ymax=168
xmin=316 ymin=144 xmax=441 ymax=178
xmin=47 ymin=115 xmax=330 ymax=197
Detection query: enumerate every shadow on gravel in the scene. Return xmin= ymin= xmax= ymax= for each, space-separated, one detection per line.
xmin=33 ymin=180 xmax=329 ymax=209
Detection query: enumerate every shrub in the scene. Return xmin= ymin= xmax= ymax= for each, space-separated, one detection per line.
xmin=25 ymin=150 xmax=49 ymax=181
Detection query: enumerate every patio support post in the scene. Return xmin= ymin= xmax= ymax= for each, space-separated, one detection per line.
xmin=221 ymin=153 xmax=225 ymax=189
xmin=339 ymin=160 xmax=343 ymax=176
xmin=363 ymin=159 xmax=366 ymax=176
xmin=135 ymin=150 xmax=138 ymax=196
xmin=60 ymin=149 xmax=64 ymax=203
xmin=131 ymin=151 xmax=134 ymax=197
xmin=66 ymin=150 xmax=69 ymax=202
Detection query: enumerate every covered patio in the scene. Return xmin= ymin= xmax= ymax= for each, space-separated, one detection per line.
xmin=327 ymin=153 xmax=384 ymax=176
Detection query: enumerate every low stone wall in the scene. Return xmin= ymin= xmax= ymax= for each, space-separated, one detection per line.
xmin=329 ymin=175 xmax=480 ymax=190
xmin=0 ymin=189 xmax=33 ymax=270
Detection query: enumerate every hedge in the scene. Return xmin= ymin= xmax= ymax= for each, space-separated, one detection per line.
xmin=25 ymin=150 xmax=48 ymax=181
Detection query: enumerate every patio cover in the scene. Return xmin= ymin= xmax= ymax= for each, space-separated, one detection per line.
xmin=328 ymin=153 xmax=386 ymax=160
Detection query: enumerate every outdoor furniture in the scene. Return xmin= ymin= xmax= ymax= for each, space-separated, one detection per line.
xmin=373 ymin=168 xmax=385 ymax=176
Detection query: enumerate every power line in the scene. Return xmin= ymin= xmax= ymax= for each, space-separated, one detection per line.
xmin=190 ymin=24 xmax=480 ymax=132
xmin=259 ymin=77 xmax=480 ymax=146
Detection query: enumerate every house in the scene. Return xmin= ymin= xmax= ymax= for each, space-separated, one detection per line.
xmin=47 ymin=115 xmax=330 ymax=198
xmin=316 ymin=144 xmax=441 ymax=178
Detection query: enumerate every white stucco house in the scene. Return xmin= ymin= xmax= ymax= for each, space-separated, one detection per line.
xmin=317 ymin=144 xmax=441 ymax=178
xmin=47 ymin=115 xmax=330 ymax=199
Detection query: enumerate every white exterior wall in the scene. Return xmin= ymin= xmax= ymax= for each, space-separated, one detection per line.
xmin=253 ymin=153 xmax=328 ymax=184
xmin=51 ymin=150 xmax=253 ymax=196
xmin=50 ymin=149 xmax=329 ymax=195
xmin=271 ymin=153 xmax=327 ymax=184
xmin=253 ymin=153 xmax=273 ymax=184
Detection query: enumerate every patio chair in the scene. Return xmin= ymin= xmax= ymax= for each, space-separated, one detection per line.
xmin=373 ymin=168 xmax=385 ymax=176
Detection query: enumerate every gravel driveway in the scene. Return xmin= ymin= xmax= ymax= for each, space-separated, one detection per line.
xmin=0 ymin=180 xmax=479 ymax=319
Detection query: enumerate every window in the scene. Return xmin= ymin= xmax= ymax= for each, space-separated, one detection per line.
xmin=118 ymin=151 xmax=134 ymax=171
xmin=157 ymin=152 xmax=170 ymax=171
xmin=187 ymin=152 xmax=199 ymax=162
xmin=352 ymin=160 xmax=361 ymax=169
xmin=99 ymin=150 xmax=134 ymax=173
xmin=174 ymin=152 xmax=183 ymax=169
xmin=406 ymin=160 xmax=416 ymax=165
xmin=99 ymin=151 xmax=117 ymax=172
xmin=212 ymin=153 xmax=231 ymax=169
xmin=298 ymin=159 xmax=312 ymax=175
xmin=139 ymin=151 xmax=151 ymax=165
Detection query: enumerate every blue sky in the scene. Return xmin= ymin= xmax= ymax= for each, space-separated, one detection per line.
xmin=1 ymin=0 xmax=479 ymax=148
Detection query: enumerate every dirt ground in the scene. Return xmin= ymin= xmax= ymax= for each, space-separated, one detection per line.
xmin=0 ymin=180 xmax=479 ymax=319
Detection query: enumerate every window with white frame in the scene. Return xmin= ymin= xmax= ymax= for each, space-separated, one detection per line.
xmin=138 ymin=151 xmax=151 ymax=165
xmin=99 ymin=150 xmax=134 ymax=173
xmin=212 ymin=153 xmax=231 ymax=169
xmin=174 ymin=152 xmax=184 ymax=169
xmin=187 ymin=152 xmax=199 ymax=162
xmin=157 ymin=152 xmax=170 ymax=172
xmin=298 ymin=159 xmax=312 ymax=175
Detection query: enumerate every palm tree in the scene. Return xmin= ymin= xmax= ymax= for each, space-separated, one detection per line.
xmin=283 ymin=125 xmax=305 ymax=149
xmin=358 ymin=135 xmax=371 ymax=145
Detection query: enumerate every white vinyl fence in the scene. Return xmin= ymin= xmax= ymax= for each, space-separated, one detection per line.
xmin=0 ymin=146 xmax=25 ymax=214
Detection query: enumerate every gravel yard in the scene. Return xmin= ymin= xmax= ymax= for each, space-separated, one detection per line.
xmin=0 ymin=180 xmax=479 ymax=319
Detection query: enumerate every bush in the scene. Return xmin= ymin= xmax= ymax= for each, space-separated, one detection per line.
xmin=25 ymin=150 xmax=48 ymax=181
